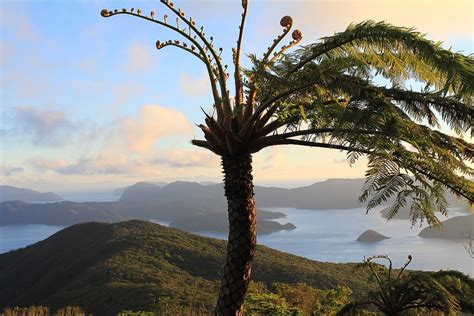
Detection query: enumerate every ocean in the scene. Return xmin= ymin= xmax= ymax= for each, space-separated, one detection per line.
xmin=1 ymin=207 xmax=472 ymax=275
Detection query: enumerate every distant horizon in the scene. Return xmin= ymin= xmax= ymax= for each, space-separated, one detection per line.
xmin=2 ymin=176 xmax=369 ymax=194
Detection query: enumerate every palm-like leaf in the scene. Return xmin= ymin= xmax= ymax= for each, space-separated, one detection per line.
xmin=294 ymin=21 xmax=473 ymax=98
xmin=338 ymin=256 xmax=461 ymax=315
xmin=246 ymin=23 xmax=473 ymax=224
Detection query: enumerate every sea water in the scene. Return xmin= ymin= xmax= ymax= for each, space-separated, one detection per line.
xmin=1 ymin=207 xmax=472 ymax=275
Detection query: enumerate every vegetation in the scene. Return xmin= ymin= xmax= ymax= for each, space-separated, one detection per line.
xmin=0 ymin=226 xmax=474 ymax=316
xmin=338 ymin=255 xmax=474 ymax=315
xmin=0 ymin=221 xmax=374 ymax=315
xmin=100 ymin=0 xmax=473 ymax=313
xmin=244 ymin=282 xmax=357 ymax=315
xmin=1 ymin=306 xmax=84 ymax=316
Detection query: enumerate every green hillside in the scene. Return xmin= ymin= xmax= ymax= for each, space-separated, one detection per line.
xmin=0 ymin=221 xmax=372 ymax=315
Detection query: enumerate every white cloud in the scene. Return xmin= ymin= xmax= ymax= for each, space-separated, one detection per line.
xmin=116 ymin=104 xmax=193 ymax=153
xmin=32 ymin=104 xmax=217 ymax=176
xmin=152 ymin=149 xmax=219 ymax=168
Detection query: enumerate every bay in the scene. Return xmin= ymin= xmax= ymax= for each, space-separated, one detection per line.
xmin=201 ymin=207 xmax=473 ymax=276
xmin=1 ymin=207 xmax=472 ymax=276
xmin=0 ymin=224 xmax=65 ymax=254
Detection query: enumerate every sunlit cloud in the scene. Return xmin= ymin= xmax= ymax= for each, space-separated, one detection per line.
xmin=117 ymin=104 xmax=193 ymax=153
xmin=30 ymin=104 xmax=214 ymax=176
xmin=293 ymin=0 xmax=472 ymax=42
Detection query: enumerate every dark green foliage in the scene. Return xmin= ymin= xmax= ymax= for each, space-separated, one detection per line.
xmin=338 ymin=255 xmax=473 ymax=315
xmin=0 ymin=221 xmax=372 ymax=316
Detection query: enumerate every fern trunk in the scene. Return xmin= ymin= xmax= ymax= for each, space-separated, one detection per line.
xmin=216 ymin=154 xmax=257 ymax=315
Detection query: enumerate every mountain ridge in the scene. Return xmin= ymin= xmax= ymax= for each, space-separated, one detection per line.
xmin=0 ymin=185 xmax=62 ymax=203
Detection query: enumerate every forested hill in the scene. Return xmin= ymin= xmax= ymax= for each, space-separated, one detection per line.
xmin=0 ymin=221 xmax=371 ymax=315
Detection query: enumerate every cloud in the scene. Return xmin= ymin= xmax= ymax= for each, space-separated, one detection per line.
xmin=28 ymin=158 xmax=69 ymax=172
xmin=12 ymin=106 xmax=75 ymax=145
xmin=35 ymin=104 xmax=213 ymax=176
xmin=125 ymin=43 xmax=154 ymax=74
xmin=50 ymin=149 xmax=220 ymax=176
xmin=255 ymin=147 xmax=287 ymax=171
xmin=117 ymin=104 xmax=193 ymax=152
xmin=0 ymin=165 xmax=24 ymax=176
xmin=56 ymin=157 xmax=130 ymax=175
xmin=152 ymin=149 xmax=219 ymax=168
xmin=179 ymin=73 xmax=210 ymax=97
xmin=291 ymin=0 xmax=472 ymax=42
xmin=54 ymin=149 xmax=219 ymax=176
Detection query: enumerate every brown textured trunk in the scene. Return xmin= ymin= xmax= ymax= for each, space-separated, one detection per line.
xmin=216 ymin=154 xmax=257 ymax=315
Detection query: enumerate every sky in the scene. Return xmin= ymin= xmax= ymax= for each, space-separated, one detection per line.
xmin=0 ymin=0 xmax=472 ymax=192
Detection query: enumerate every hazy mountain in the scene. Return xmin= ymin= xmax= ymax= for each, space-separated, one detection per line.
xmin=119 ymin=178 xmax=367 ymax=210
xmin=419 ymin=214 xmax=474 ymax=239
xmin=116 ymin=179 xmax=471 ymax=216
xmin=120 ymin=181 xmax=224 ymax=205
xmin=0 ymin=221 xmax=371 ymax=314
xmin=113 ymin=181 xmax=168 ymax=196
xmin=0 ymin=201 xmax=124 ymax=225
xmin=0 ymin=185 xmax=62 ymax=203
xmin=3 ymin=179 xmax=468 ymax=235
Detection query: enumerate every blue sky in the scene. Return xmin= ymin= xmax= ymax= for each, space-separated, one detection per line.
xmin=1 ymin=0 xmax=472 ymax=192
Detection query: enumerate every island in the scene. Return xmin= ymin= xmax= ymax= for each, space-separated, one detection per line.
xmin=169 ymin=212 xmax=296 ymax=235
xmin=419 ymin=214 xmax=474 ymax=239
xmin=356 ymin=230 xmax=389 ymax=242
